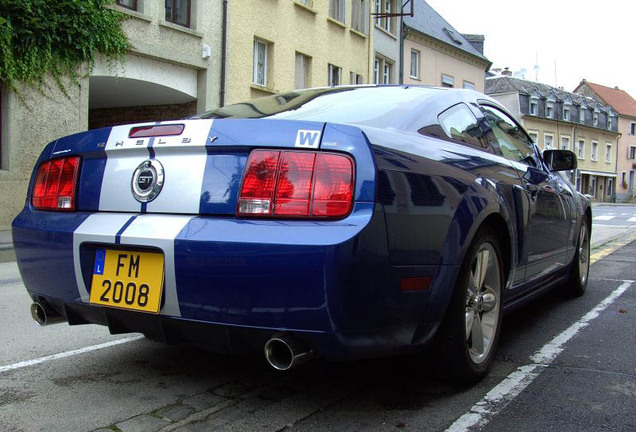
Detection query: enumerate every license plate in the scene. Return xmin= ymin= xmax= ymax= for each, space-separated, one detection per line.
xmin=89 ymin=249 xmax=164 ymax=314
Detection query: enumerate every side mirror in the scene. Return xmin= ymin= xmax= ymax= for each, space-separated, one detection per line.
xmin=543 ymin=149 xmax=577 ymax=172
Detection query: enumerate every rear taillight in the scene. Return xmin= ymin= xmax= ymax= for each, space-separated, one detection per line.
xmin=238 ymin=150 xmax=354 ymax=218
xmin=32 ymin=156 xmax=80 ymax=211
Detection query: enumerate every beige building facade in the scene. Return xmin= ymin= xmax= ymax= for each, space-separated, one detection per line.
xmin=402 ymin=2 xmax=490 ymax=90
xmin=225 ymin=0 xmax=372 ymax=104
xmin=0 ymin=0 xmax=223 ymax=229
xmin=575 ymin=81 xmax=636 ymax=202
xmin=486 ymin=76 xmax=619 ymax=202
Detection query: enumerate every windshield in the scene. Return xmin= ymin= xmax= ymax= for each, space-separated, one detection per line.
xmin=199 ymin=86 xmax=441 ymax=128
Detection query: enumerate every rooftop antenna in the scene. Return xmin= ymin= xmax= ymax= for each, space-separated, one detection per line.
xmin=534 ymin=52 xmax=539 ymax=82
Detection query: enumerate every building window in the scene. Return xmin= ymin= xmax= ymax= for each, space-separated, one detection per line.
xmin=329 ymin=0 xmax=346 ymax=23
xmin=328 ymin=63 xmax=342 ymax=86
xmin=546 ymin=102 xmax=554 ymax=118
xmin=629 ymin=146 xmax=636 ymax=160
xmin=165 ymin=0 xmax=190 ymax=27
xmin=349 ymin=71 xmax=363 ymax=84
xmin=374 ymin=0 xmax=395 ymax=34
xmin=295 ymin=52 xmax=310 ymax=90
xmin=253 ymin=39 xmax=268 ymax=86
xmin=383 ymin=63 xmax=391 ymax=84
xmin=589 ymin=176 xmax=597 ymax=197
xmin=374 ymin=57 xmax=393 ymax=84
xmin=463 ymin=81 xmax=475 ymax=90
xmin=593 ymin=110 xmax=599 ymax=126
xmin=117 ymin=0 xmax=137 ymax=10
xmin=410 ymin=49 xmax=419 ymax=79
xmin=563 ymin=105 xmax=571 ymax=121
xmin=608 ymin=178 xmax=614 ymax=196
xmin=605 ymin=143 xmax=612 ymax=162
xmin=530 ymin=98 xmax=538 ymax=115
xmin=577 ymin=139 xmax=585 ymax=159
xmin=591 ymin=141 xmax=598 ymax=161
xmin=374 ymin=58 xmax=380 ymax=84
xmin=561 ymin=136 xmax=570 ymax=150
xmin=351 ymin=0 xmax=369 ymax=34
xmin=544 ymin=133 xmax=554 ymax=149
xmin=608 ymin=116 xmax=614 ymax=130
xmin=528 ymin=131 xmax=538 ymax=144
xmin=580 ymin=107 xmax=586 ymax=123
xmin=441 ymin=74 xmax=454 ymax=88
xmin=631 ymin=122 xmax=636 ymax=135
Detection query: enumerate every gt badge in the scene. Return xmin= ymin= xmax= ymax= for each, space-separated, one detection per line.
xmin=294 ymin=130 xmax=321 ymax=149
xmin=131 ymin=159 xmax=164 ymax=203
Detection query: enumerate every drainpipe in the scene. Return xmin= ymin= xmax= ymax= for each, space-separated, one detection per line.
xmin=220 ymin=0 xmax=228 ymax=107
xmin=398 ymin=3 xmax=405 ymax=84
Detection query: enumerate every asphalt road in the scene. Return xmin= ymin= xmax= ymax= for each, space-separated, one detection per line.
xmin=1 ymin=235 xmax=635 ymax=431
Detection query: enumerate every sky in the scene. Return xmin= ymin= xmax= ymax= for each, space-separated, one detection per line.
xmin=424 ymin=0 xmax=636 ymax=97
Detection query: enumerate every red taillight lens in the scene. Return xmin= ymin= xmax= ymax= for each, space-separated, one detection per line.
xmin=129 ymin=124 xmax=185 ymax=138
xmin=238 ymin=150 xmax=354 ymax=218
xmin=32 ymin=156 xmax=80 ymax=211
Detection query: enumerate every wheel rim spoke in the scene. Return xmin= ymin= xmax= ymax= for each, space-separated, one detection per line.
xmin=473 ymin=249 xmax=489 ymax=290
xmin=465 ymin=309 xmax=475 ymax=341
xmin=471 ymin=314 xmax=484 ymax=353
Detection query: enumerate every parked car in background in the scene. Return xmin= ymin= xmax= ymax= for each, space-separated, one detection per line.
xmin=13 ymin=86 xmax=591 ymax=381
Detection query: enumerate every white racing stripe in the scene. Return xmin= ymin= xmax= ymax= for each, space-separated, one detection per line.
xmin=73 ymin=213 xmax=192 ymax=317
xmin=0 ymin=335 xmax=143 ymax=374
xmin=99 ymin=119 xmax=213 ymax=213
xmin=446 ymin=279 xmax=634 ymax=432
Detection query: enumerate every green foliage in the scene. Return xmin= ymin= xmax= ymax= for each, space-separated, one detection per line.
xmin=0 ymin=0 xmax=129 ymax=93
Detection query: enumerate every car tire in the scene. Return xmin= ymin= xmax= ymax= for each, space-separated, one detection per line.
xmin=438 ymin=228 xmax=504 ymax=383
xmin=566 ymin=218 xmax=590 ymax=297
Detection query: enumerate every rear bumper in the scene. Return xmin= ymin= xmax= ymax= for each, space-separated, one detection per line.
xmin=13 ymin=203 xmax=458 ymax=360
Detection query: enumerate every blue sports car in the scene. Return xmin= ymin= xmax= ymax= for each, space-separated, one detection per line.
xmin=13 ymin=86 xmax=591 ymax=381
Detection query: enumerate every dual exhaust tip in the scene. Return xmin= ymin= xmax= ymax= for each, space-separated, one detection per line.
xmin=31 ymin=302 xmax=312 ymax=370
xmin=30 ymin=302 xmax=65 ymax=326
xmin=264 ymin=334 xmax=314 ymax=371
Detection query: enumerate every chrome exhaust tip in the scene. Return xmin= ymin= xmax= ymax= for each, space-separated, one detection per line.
xmin=30 ymin=302 xmax=65 ymax=326
xmin=264 ymin=334 xmax=314 ymax=371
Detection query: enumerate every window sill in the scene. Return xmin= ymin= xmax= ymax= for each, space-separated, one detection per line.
xmin=294 ymin=1 xmax=318 ymax=14
xmin=112 ymin=6 xmax=153 ymax=22
xmin=409 ymin=75 xmax=420 ymax=81
xmin=374 ymin=24 xmax=397 ymax=39
xmin=350 ymin=28 xmax=368 ymax=38
xmin=159 ymin=20 xmax=204 ymax=38
xmin=327 ymin=17 xmax=347 ymax=29
xmin=250 ymin=84 xmax=277 ymax=94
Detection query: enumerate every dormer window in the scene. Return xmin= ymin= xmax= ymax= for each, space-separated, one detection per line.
xmin=563 ymin=105 xmax=571 ymax=121
xmin=546 ymin=101 xmax=554 ymax=118
xmin=593 ymin=109 xmax=599 ymax=126
xmin=608 ymin=116 xmax=614 ymax=130
xmin=530 ymin=98 xmax=538 ymax=115
xmin=580 ymin=107 xmax=586 ymax=123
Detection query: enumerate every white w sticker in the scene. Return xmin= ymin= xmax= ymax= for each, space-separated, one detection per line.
xmin=295 ymin=130 xmax=322 ymax=148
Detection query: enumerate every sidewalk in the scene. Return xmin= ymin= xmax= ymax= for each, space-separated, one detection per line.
xmin=0 ymin=230 xmax=11 ymax=251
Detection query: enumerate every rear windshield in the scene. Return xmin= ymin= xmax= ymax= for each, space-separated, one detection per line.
xmin=199 ymin=86 xmax=440 ymax=128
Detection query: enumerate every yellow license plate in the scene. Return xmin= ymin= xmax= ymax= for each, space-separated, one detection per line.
xmin=89 ymin=249 xmax=164 ymax=314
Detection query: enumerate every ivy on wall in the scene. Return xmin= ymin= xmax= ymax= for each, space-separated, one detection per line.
xmin=0 ymin=0 xmax=129 ymax=93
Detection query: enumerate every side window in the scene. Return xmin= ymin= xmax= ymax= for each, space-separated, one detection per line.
xmin=437 ymin=103 xmax=484 ymax=148
xmin=481 ymin=105 xmax=535 ymax=165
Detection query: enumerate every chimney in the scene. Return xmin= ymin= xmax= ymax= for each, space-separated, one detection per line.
xmin=502 ymin=67 xmax=512 ymax=76
xmin=462 ymin=34 xmax=485 ymax=55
